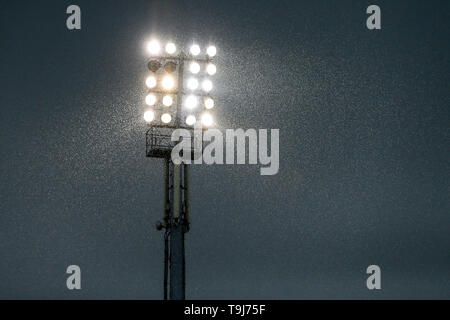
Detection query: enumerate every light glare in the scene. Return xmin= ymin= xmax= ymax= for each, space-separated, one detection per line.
xmin=145 ymin=94 xmax=157 ymax=106
xmin=201 ymin=113 xmax=213 ymax=127
xmin=144 ymin=110 xmax=155 ymax=123
xmin=185 ymin=95 xmax=198 ymax=109
xmin=186 ymin=115 xmax=196 ymax=126
xmin=204 ymin=97 xmax=214 ymax=109
xmin=202 ymin=79 xmax=213 ymax=92
xmin=145 ymin=76 xmax=157 ymax=88
xmin=187 ymin=78 xmax=199 ymax=90
xmin=189 ymin=62 xmax=200 ymax=74
xmin=190 ymin=44 xmax=200 ymax=56
xmin=162 ymin=75 xmax=175 ymax=90
xmin=165 ymin=42 xmax=176 ymax=54
xmin=161 ymin=113 xmax=172 ymax=124
xmin=207 ymin=46 xmax=217 ymax=57
xmin=147 ymin=40 xmax=160 ymax=55
xmin=206 ymin=63 xmax=216 ymax=75
xmin=163 ymin=95 xmax=173 ymax=107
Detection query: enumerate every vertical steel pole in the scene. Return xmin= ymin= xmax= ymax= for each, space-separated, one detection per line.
xmin=169 ymin=161 xmax=185 ymax=300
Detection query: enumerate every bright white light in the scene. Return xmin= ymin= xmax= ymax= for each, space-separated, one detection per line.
xmin=206 ymin=63 xmax=216 ymax=75
xmin=145 ymin=94 xmax=157 ymax=106
xmin=187 ymin=78 xmax=199 ymax=90
xmin=162 ymin=75 xmax=175 ymax=90
xmin=185 ymin=115 xmax=197 ymax=126
xmin=201 ymin=113 xmax=213 ymax=127
xmin=165 ymin=42 xmax=176 ymax=54
xmin=162 ymin=95 xmax=173 ymax=107
xmin=207 ymin=45 xmax=216 ymax=57
xmin=185 ymin=95 xmax=198 ymax=109
xmin=189 ymin=62 xmax=200 ymax=74
xmin=190 ymin=44 xmax=200 ymax=56
xmin=145 ymin=76 xmax=157 ymax=88
xmin=147 ymin=40 xmax=160 ymax=55
xmin=161 ymin=113 xmax=172 ymax=124
xmin=144 ymin=110 xmax=155 ymax=123
xmin=202 ymin=79 xmax=213 ymax=92
xmin=204 ymin=97 xmax=214 ymax=109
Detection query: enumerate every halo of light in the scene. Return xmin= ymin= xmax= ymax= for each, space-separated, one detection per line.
xmin=204 ymin=97 xmax=214 ymax=109
xmin=162 ymin=75 xmax=175 ymax=90
xmin=162 ymin=95 xmax=173 ymax=107
xmin=206 ymin=63 xmax=216 ymax=75
xmin=144 ymin=110 xmax=155 ymax=123
xmin=161 ymin=113 xmax=172 ymax=124
xmin=165 ymin=42 xmax=176 ymax=54
xmin=147 ymin=40 xmax=160 ymax=55
xmin=187 ymin=78 xmax=199 ymax=90
xmin=207 ymin=45 xmax=216 ymax=57
xmin=201 ymin=113 xmax=213 ymax=127
xmin=185 ymin=115 xmax=197 ymax=126
xmin=145 ymin=76 xmax=157 ymax=88
xmin=202 ymin=79 xmax=213 ymax=92
xmin=185 ymin=95 xmax=198 ymax=109
xmin=145 ymin=94 xmax=157 ymax=106
xmin=190 ymin=44 xmax=200 ymax=56
xmin=189 ymin=62 xmax=200 ymax=74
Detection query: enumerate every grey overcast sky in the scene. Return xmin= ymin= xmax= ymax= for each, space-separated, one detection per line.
xmin=0 ymin=0 xmax=449 ymax=299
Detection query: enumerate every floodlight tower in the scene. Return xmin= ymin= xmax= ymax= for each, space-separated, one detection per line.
xmin=143 ymin=40 xmax=216 ymax=300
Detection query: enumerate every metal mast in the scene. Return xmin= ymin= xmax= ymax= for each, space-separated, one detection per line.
xmin=144 ymin=40 xmax=216 ymax=300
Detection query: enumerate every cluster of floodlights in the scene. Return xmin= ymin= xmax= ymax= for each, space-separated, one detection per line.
xmin=143 ymin=40 xmax=216 ymax=127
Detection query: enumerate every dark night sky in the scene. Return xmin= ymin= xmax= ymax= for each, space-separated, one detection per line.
xmin=0 ymin=0 xmax=449 ymax=299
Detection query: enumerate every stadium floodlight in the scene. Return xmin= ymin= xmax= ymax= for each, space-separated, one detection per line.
xmin=148 ymin=60 xmax=162 ymax=72
xmin=147 ymin=40 xmax=161 ymax=55
xmin=201 ymin=112 xmax=213 ymax=127
xmin=165 ymin=42 xmax=176 ymax=54
xmin=185 ymin=95 xmax=198 ymax=109
xmin=164 ymin=61 xmax=177 ymax=73
xmin=187 ymin=78 xmax=199 ymax=90
xmin=144 ymin=110 xmax=155 ymax=123
xmin=206 ymin=63 xmax=216 ymax=75
xmin=201 ymin=79 xmax=213 ymax=92
xmin=190 ymin=44 xmax=200 ymax=56
xmin=146 ymin=76 xmax=157 ymax=88
xmin=143 ymin=40 xmax=218 ymax=301
xmin=189 ymin=62 xmax=200 ymax=74
xmin=161 ymin=113 xmax=172 ymax=124
xmin=204 ymin=97 xmax=214 ymax=109
xmin=206 ymin=45 xmax=216 ymax=57
xmin=162 ymin=75 xmax=175 ymax=90
xmin=163 ymin=95 xmax=173 ymax=107
xmin=145 ymin=93 xmax=157 ymax=106
xmin=185 ymin=115 xmax=196 ymax=126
